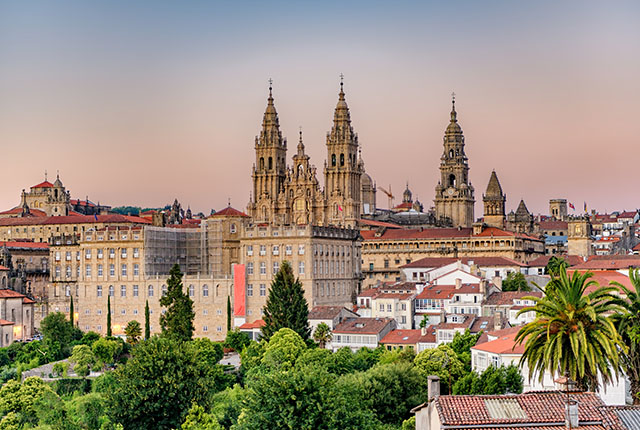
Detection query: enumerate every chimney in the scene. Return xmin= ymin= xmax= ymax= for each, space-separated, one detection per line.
xmin=494 ymin=312 xmax=502 ymax=331
xmin=492 ymin=276 xmax=503 ymax=291
xmin=565 ymin=399 xmax=578 ymax=428
xmin=421 ymin=325 xmax=428 ymax=336
xmin=428 ymin=375 xmax=440 ymax=401
xmin=456 ymin=260 xmax=462 ymax=269
xmin=455 ymin=278 xmax=462 ymax=289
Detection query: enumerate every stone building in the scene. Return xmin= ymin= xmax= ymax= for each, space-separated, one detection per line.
xmin=483 ymin=171 xmax=506 ymax=229
xmin=549 ymin=199 xmax=568 ymax=220
xmin=568 ymin=216 xmax=593 ymax=257
xmin=0 ymin=289 xmax=35 ymax=345
xmin=506 ymin=200 xmax=535 ymax=234
xmin=434 ymin=97 xmax=475 ymax=228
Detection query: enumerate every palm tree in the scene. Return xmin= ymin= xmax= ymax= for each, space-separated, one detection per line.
xmin=515 ymin=267 xmax=625 ymax=391
xmin=125 ymin=320 xmax=142 ymax=345
xmin=545 ymin=256 xmax=569 ymax=276
xmin=612 ymin=268 xmax=640 ymax=404
xmin=313 ymin=322 xmax=333 ymax=349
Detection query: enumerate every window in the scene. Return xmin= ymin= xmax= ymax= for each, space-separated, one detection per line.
xmin=97 ymin=285 xmax=102 ymax=297
xmin=384 ymin=259 xmax=389 ymax=268
xmin=121 ymin=264 xmax=127 ymax=276
xmin=162 ymin=285 xmax=167 ymax=296
xmin=86 ymin=265 xmax=92 ymax=277
xmin=203 ymin=309 xmax=208 ymax=316
xmin=273 ymin=261 xmax=279 ymax=273
xmin=133 ymin=285 xmax=139 ymax=297
xmin=387 ymin=304 xmax=392 ymax=312
xmin=401 ymin=316 xmax=407 ymax=324
xmin=55 ymin=266 xmax=61 ymax=278
xmin=133 ymin=309 xmax=138 ymax=315
xmin=148 ymin=285 xmax=154 ymax=296
xmin=272 ymin=245 xmax=279 ymax=256
xmin=121 ymin=309 xmax=126 ymax=315
xmin=379 ymin=303 xmax=384 ymax=312
xmin=97 ymin=249 xmax=103 ymax=259
xmin=189 ymin=285 xmax=194 ymax=297
xmin=247 ymin=262 xmax=254 ymax=275
xmin=108 ymin=285 xmax=114 ymax=297
xmin=109 ymin=264 xmax=115 ymax=276
xmin=109 ymin=248 xmax=115 ymax=258
xmin=121 ymin=248 xmax=127 ymax=258
xmin=203 ymin=326 xmax=208 ymax=332
xmin=66 ymin=265 xmax=71 ymax=278
xmin=491 ymin=355 xmax=501 ymax=367
xmin=260 ymin=262 xmax=266 ymax=275
xmin=55 ymin=252 xmax=61 ymax=261
xmin=97 ymin=264 xmax=103 ymax=276
xmin=133 ymin=248 xmax=139 ymax=258
xmin=260 ymin=284 xmax=266 ymax=296
xmin=121 ymin=285 xmax=127 ymax=297
xmin=202 ymin=285 xmax=209 ymax=297
xmin=369 ymin=263 xmax=374 ymax=270
xmin=298 ymin=261 xmax=305 ymax=275
xmin=85 ymin=249 xmax=91 ymax=259
xmin=259 ymin=245 xmax=266 ymax=256
xmin=298 ymin=245 xmax=305 ymax=255
xmin=285 ymin=245 xmax=292 ymax=255
xmin=133 ymin=263 xmax=139 ymax=276
xmin=247 ymin=284 xmax=253 ymax=296
xmin=247 ymin=245 xmax=253 ymax=256
xmin=97 ymin=310 xmax=102 ymax=315
xmin=66 ymin=251 xmax=71 ymax=261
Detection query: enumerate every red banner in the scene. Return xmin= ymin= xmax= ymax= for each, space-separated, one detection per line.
xmin=233 ymin=264 xmax=246 ymax=316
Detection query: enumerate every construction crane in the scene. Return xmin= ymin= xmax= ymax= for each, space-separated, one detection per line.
xmin=377 ymin=185 xmax=394 ymax=210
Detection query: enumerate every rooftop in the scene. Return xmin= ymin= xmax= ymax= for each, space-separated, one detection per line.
xmin=402 ymin=256 xmax=526 ymax=269
xmin=333 ymin=317 xmax=394 ymax=335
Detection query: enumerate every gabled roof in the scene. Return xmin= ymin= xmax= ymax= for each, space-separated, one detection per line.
xmin=0 ymin=214 xmax=151 ymax=227
xmin=401 ymin=256 xmax=526 ymax=269
xmin=211 ymin=206 xmax=249 ymax=217
xmin=333 ymin=317 xmax=394 ymax=335
xmin=0 ymin=319 xmax=14 ymax=326
xmin=484 ymin=291 xmax=542 ymax=306
xmin=380 ymin=329 xmax=422 ymax=345
xmin=359 ymin=219 xmax=402 ymax=229
xmin=0 ymin=207 xmax=48 ymax=217
xmin=31 ymin=180 xmax=54 ymax=188
xmin=527 ymin=255 xmax=584 ymax=268
xmin=309 ymin=306 xmax=354 ymax=320
xmin=472 ymin=331 xmax=525 ymax=355
xmin=238 ymin=319 xmax=265 ymax=330
xmin=571 ymin=255 xmax=640 ymax=270
xmin=22 ymin=297 xmax=36 ymax=304
xmin=0 ymin=265 xmax=9 ymax=271
xmin=0 ymin=289 xmax=26 ymax=299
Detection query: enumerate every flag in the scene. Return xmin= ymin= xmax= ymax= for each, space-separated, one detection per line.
xmin=338 ymin=205 xmax=343 ymax=212
xmin=94 ymin=214 xmax=98 ymax=221
xmin=569 ymin=202 xmax=575 ymax=210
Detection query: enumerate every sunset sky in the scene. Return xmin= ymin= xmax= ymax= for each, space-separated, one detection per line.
xmin=1 ymin=1 xmax=639 ymax=216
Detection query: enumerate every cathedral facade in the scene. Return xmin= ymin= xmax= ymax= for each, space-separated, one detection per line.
xmin=246 ymin=81 xmax=374 ymax=229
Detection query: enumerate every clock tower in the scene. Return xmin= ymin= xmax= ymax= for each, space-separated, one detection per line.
xmin=434 ymin=95 xmax=475 ymax=227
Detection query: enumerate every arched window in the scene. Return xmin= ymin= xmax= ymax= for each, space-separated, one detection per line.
xmin=261 ymin=206 xmax=267 ymax=220
xmin=108 ymin=285 xmax=114 ymax=297
xmin=340 ymin=153 xmax=344 ymax=166
xmin=202 ymin=284 xmax=209 ymax=297
xmin=148 ymin=285 xmax=154 ymax=297
xmin=455 ymin=149 xmax=459 ymax=156
xmin=268 ymin=157 xmax=273 ymax=170
xmin=331 ymin=154 xmax=336 ymax=166
xmin=189 ymin=284 xmax=194 ymax=297
xmin=298 ymin=164 xmax=303 ymax=176
xmin=449 ymin=149 xmax=454 ymax=158
xmin=449 ymin=174 xmax=456 ymax=187
xmin=259 ymin=157 xmax=264 ymax=170
xmin=230 ymin=223 xmax=237 ymax=233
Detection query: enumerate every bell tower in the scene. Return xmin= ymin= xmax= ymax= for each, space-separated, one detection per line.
xmin=248 ymin=81 xmax=287 ymax=223
xmin=324 ymin=77 xmax=362 ymax=228
xmin=483 ymin=170 xmax=506 ymax=228
xmin=434 ymin=94 xmax=475 ymax=227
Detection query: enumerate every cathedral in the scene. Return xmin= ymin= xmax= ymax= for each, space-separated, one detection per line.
xmin=246 ymin=80 xmax=375 ymax=229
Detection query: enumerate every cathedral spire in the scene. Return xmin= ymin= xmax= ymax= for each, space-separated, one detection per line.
xmin=262 ymin=78 xmax=279 ymax=130
xmin=297 ymin=127 xmax=305 ymax=156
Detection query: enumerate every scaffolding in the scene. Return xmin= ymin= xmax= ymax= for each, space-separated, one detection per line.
xmin=144 ymin=226 xmax=205 ymax=276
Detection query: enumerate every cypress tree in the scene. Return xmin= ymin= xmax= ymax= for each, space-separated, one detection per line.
xmin=159 ymin=264 xmax=195 ymax=342
xmin=261 ymin=260 xmax=310 ymax=341
xmin=107 ymin=294 xmax=112 ymax=337
xmin=144 ymin=300 xmax=150 ymax=340
xmin=69 ymin=295 xmax=75 ymax=327
xmin=227 ymin=296 xmax=232 ymax=331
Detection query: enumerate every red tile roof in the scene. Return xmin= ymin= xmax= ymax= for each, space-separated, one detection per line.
xmin=211 ymin=207 xmax=249 ymax=217
xmin=0 ymin=319 xmax=14 ymax=326
xmin=416 ymin=285 xmax=456 ymax=300
xmin=571 ymin=255 xmax=640 ymax=270
xmin=472 ymin=331 xmax=525 ymax=354
xmin=433 ymin=391 xmax=606 ymax=427
xmin=0 ymin=207 xmax=48 ymax=217
xmin=634 ymin=243 xmax=640 ymax=252
xmin=239 ymin=319 xmax=265 ymax=329
xmin=380 ymin=329 xmax=422 ymax=345
xmin=0 ymin=214 xmax=151 ymax=227
xmin=22 ymin=297 xmax=36 ymax=304
xmin=538 ymin=220 xmax=568 ymax=230
xmin=402 ymin=256 xmax=526 ymax=269
xmin=309 ymin=306 xmax=351 ymax=320
xmin=359 ymin=219 xmax=402 ymax=229
xmin=527 ymin=255 xmax=585 ymax=267
xmin=31 ymin=180 xmax=54 ymax=188
xmin=361 ymin=227 xmax=473 ymax=241
xmin=0 ymin=265 xmax=8 ymax=271
xmin=333 ymin=317 xmax=394 ymax=335
xmin=484 ymin=291 xmax=543 ymax=306
xmin=474 ymin=227 xmax=540 ymax=241
xmin=0 ymin=289 xmax=26 ymax=299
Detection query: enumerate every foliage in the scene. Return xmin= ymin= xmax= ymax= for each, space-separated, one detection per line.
xmin=92 ymin=338 xmax=122 ymax=369
xmin=107 ymin=295 xmax=112 ymax=337
xmin=313 ymin=322 xmax=333 ymax=349
xmin=402 ymin=416 xmax=416 ymax=430
xmin=144 ymin=300 xmax=150 ymax=340
xmin=419 ymin=315 xmax=429 ymax=329
xmin=210 ymin=384 xmax=247 ymax=430
xmin=110 ymin=206 xmax=141 ymax=216
xmin=450 ymin=329 xmax=481 ymax=372
xmin=453 ymin=364 xmax=523 ymax=395
xmin=612 ymin=267 xmax=640 ymax=404
xmin=192 ymin=338 xmax=224 ymax=366
xmin=261 ymin=261 xmax=310 ymax=341
xmin=71 ymin=345 xmax=96 ymax=378
xmin=160 ymin=264 xmax=195 ymax=342
xmin=124 ymin=320 xmax=142 ymax=345
xmin=502 ymin=272 xmax=530 ymax=292
xmin=80 ymin=331 xmax=101 ymax=347
xmin=261 ymin=328 xmax=306 ymax=369
xmin=66 ymin=392 xmax=111 ymax=430
xmin=52 ymin=361 xmax=68 ymax=378
xmin=40 ymin=312 xmax=73 ymax=361
xmin=239 ymin=341 xmax=267 ymax=376
xmin=414 ymin=345 xmax=466 ymax=394
xmin=181 ymin=404 xmax=222 ymax=430
xmin=33 ymin=389 xmax=70 ymax=430
xmin=516 ymin=268 xmax=625 ymax=391
xmin=377 ymin=347 xmax=416 ymax=365
xmin=227 ymin=296 xmax=232 ymax=332
xmin=546 ymin=256 xmax=569 ymax=276
xmin=105 ymin=336 xmax=215 ymax=430
xmin=0 ymin=377 xmax=57 ymax=427
xmin=224 ymin=328 xmax=250 ymax=352
xmin=70 ymin=295 xmax=75 ymax=327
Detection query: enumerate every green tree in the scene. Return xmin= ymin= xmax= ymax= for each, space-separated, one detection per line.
xmin=106 ymin=336 xmax=215 ymax=430
xmin=515 ymin=268 xmax=625 ymax=391
xmin=181 ymin=404 xmax=222 ymax=430
xmin=210 ymin=384 xmax=247 ymax=430
xmin=71 ymin=344 xmax=96 ymax=378
xmin=227 ymin=296 xmax=232 ymax=332
xmin=124 ymin=320 xmax=142 ymax=345
xmin=450 ymin=329 xmax=482 ymax=372
xmin=261 ymin=261 xmax=310 ymax=341
xmin=192 ymin=338 xmax=224 ymax=366
xmin=546 ymin=256 xmax=569 ymax=276
xmin=160 ymin=264 xmax=195 ymax=342
xmin=224 ymin=328 xmax=251 ymax=351
xmin=66 ymin=392 xmax=110 ymax=430
xmin=0 ymin=377 xmax=58 ymax=428
xmin=106 ymin=295 xmax=112 ymax=337
xmin=92 ymin=338 xmax=122 ymax=369
xmin=80 ymin=331 xmax=101 ymax=347
xmin=144 ymin=300 xmax=150 ymax=340
xmin=453 ymin=364 xmax=523 ymax=395
xmin=414 ymin=345 xmax=466 ymax=394
xmin=40 ymin=312 xmax=74 ymax=360
xmin=312 ymin=322 xmax=333 ymax=349
xmin=502 ymin=272 xmax=530 ymax=292
xmin=612 ymin=267 xmax=640 ymax=404
xmin=70 ymin=295 xmax=75 ymax=327
xmin=261 ymin=328 xmax=307 ymax=369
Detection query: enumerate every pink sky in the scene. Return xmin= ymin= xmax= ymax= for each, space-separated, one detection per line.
xmin=1 ymin=2 xmax=638 ymax=216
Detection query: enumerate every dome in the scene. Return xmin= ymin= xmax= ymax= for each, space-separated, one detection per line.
xmin=361 ymin=173 xmax=373 ymax=188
